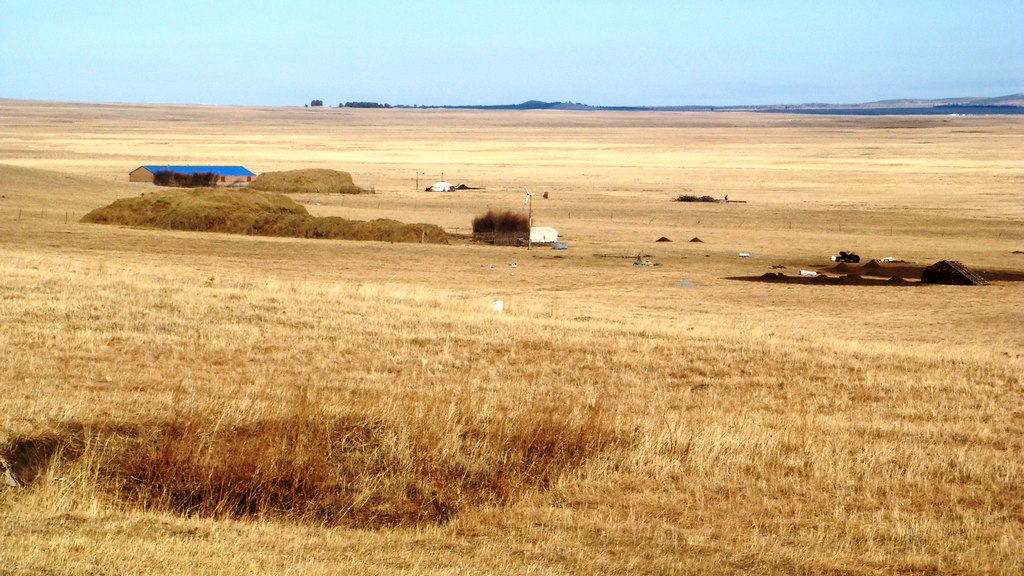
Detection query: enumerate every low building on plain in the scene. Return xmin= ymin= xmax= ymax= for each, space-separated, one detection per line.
xmin=129 ymin=165 xmax=256 ymax=185
xmin=530 ymin=226 xmax=558 ymax=244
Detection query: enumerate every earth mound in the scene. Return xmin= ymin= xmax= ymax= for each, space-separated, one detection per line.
xmin=81 ymin=188 xmax=448 ymax=244
xmin=731 ymin=273 xmax=919 ymax=286
xmin=249 ymin=169 xmax=368 ymax=195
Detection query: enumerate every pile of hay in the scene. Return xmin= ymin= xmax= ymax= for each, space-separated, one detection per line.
xmin=81 ymin=188 xmax=448 ymax=244
xmin=249 ymin=169 xmax=368 ymax=195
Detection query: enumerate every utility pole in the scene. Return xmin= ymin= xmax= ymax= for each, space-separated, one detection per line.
xmin=525 ymin=187 xmax=534 ymax=250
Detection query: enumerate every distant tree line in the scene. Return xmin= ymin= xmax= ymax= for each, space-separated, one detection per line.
xmin=340 ymin=102 xmax=392 ymax=108
xmin=305 ymin=100 xmax=397 ymax=108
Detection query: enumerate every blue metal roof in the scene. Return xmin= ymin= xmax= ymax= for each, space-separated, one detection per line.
xmin=142 ymin=165 xmax=255 ymax=176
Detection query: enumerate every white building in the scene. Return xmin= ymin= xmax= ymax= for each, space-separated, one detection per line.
xmin=529 ymin=227 xmax=558 ymax=244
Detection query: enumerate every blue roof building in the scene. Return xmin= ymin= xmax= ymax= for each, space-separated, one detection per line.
xmin=129 ymin=165 xmax=256 ymax=184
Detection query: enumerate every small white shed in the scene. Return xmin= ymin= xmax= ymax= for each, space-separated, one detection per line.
xmin=530 ymin=227 xmax=558 ymax=244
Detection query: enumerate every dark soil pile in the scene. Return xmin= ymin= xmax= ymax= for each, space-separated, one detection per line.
xmin=826 ymin=260 xmax=925 ymax=279
xmin=732 ymin=273 xmax=916 ymax=286
xmin=734 ymin=260 xmax=1024 ymax=286
xmin=824 ymin=260 xmax=1024 ymax=283
xmin=81 ymin=188 xmax=448 ymax=244
xmin=249 ymin=169 xmax=368 ymax=195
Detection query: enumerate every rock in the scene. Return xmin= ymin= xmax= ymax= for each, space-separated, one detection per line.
xmin=1 ymin=456 xmax=23 ymax=488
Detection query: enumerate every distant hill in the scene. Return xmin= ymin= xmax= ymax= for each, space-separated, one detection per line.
xmin=428 ymin=93 xmax=1024 ymax=114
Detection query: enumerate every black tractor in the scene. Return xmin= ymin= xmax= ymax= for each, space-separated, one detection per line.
xmin=833 ymin=251 xmax=860 ymax=263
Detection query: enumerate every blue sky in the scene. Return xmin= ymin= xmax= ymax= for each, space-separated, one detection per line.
xmin=1 ymin=1 xmax=1021 ymax=106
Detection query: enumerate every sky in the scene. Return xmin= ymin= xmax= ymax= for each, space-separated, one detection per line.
xmin=1 ymin=1 xmax=1021 ymax=107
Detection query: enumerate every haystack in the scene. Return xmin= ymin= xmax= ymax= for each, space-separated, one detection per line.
xmin=81 ymin=188 xmax=448 ymax=244
xmin=249 ymin=169 xmax=368 ymax=195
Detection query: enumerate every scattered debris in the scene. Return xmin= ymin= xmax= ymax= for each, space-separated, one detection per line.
xmin=735 ymin=258 xmax=1022 ymax=286
xmin=831 ymin=251 xmax=860 ymax=263
xmin=552 ymin=241 xmax=569 ymax=250
xmin=427 ymin=183 xmax=482 ymax=191
xmin=634 ymin=253 xmax=657 ymax=266
xmin=738 ymin=252 xmax=751 ymax=258
xmin=921 ymin=261 xmax=988 ymax=286
xmin=735 ymin=273 xmax=915 ymax=286
xmin=799 ymin=270 xmax=819 ymax=277
xmin=676 ymin=195 xmax=746 ymax=203
xmin=689 ymin=237 xmax=703 ymax=243
xmin=655 ymin=236 xmax=672 ymax=242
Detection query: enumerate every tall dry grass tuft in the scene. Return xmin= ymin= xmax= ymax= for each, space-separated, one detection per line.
xmin=3 ymin=392 xmax=628 ymax=528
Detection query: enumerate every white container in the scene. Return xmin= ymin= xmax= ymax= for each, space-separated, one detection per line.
xmin=491 ymin=300 xmax=504 ymax=314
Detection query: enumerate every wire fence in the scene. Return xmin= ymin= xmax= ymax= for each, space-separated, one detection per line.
xmin=1 ymin=208 xmax=82 ymax=224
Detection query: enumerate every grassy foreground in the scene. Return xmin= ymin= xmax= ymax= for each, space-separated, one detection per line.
xmin=1 ymin=247 xmax=1021 ymax=574
xmin=0 ymin=100 xmax=1022 ymax=574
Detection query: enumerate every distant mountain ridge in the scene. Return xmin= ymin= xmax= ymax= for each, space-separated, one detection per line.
xmin=428 ymin=93 xmax=1024 ymax=114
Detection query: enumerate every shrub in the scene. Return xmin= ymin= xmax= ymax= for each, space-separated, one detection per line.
xmin=152 ymin=170 xmax=219 ymax=188
xmin=1 ymin=401 xmax=628 ymax=527
xmin=471 ymin=210 xmax=529 ymax=235
xmin=676 ymin=194 xmax=719 ymax=203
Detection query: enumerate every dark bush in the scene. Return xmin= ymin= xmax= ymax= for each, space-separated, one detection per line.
xmin=152 ymin=170 xmax=219 ymax=188
xmin=472 ymin=210 xmax=529 ymax=235
xmin=676 ymin=194 xmax=719 ymax=203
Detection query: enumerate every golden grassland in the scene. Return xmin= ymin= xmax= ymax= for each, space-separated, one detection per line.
xmin=0 ymin=99 xmax=1022 ymax=574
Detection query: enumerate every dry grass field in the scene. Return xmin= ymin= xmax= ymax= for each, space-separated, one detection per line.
xmin=0 ymin=99 xmax=1022 ymax=574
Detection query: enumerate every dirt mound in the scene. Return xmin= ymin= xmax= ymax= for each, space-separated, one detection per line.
xmin=249 ymin=169 xmax=368 ymax=195
xmin=733 ymin=273 xmax=919 ymax=286
xmin=81 ymin=188 xmax=448 ymax=244
xmin=979 ymin=269 xmax=1024 ymax=282
xmin=826 ymin=260 xmax=925 ymax=280
xmin=828 ymin=262 xmax=859 ymax=274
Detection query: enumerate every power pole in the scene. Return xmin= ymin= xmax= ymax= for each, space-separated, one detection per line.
xmin=526 ymin=188 xmax=534 ymax=250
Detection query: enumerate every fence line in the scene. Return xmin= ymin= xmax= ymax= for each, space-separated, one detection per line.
xmin=0 ymin=207 xmax=80 ymax=223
